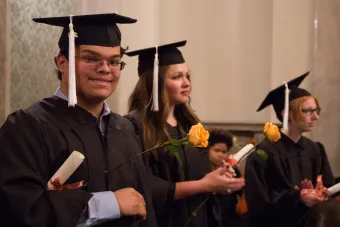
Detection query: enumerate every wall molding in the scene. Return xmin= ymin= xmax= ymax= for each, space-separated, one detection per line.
xmin=202 ymin=122 xmax=268 ymax=132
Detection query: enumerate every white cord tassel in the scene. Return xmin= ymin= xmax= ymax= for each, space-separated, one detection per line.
xmin=283 ymin=82 xmax=289 ymax=130
xmin=68 ymin=15 xmax=77 ymax=107
xmin=152 ymin=46 xmax=159 ymax=112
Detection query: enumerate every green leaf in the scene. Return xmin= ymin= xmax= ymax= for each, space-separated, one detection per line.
xmin=172 ymin=150 xmax=183 ymax=167
xmin=256 ymin=149 xmax=268 ymax=160
xmin=164 ymin=142 xmax=184 ymax=166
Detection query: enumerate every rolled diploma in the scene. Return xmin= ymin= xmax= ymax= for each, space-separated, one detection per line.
xmin=47 ymin=151 xmax=85 ymax=189
xmin=230 ymin=144 xmax=255 ymax=163
xmin=327 ymin=182 xmax=340 ymax=197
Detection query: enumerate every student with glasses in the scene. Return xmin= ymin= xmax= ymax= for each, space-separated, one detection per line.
xmin=244 ymin=72 xmax=335 ymax=227
xmin=0 ymin=14 xmax=157 ymax=227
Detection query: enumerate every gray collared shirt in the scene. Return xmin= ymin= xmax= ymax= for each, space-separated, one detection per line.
xmin=54 ymin=88 xmax=111 ymax=135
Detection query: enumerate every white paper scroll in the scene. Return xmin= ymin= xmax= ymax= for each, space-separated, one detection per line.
xmin=327 ymin=182 xmax=340 ymax=197
xmin=232 ymin=144 xmax=255 ymax=162
xmin=47 ymin=151 xmax=85 ymax=190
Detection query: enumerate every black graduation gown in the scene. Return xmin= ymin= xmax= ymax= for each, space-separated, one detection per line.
xmin=0 ymin=96 xmax=157 ymax=227
xmin=126 ymin=111 xmax=221 ymax=227
xmin=245 ymin=132 xmax=334 ymax=227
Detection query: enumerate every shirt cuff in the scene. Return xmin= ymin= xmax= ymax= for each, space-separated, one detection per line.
xmin=89 ymin=191 xmax=120 ymax=219
xmin=80 ymin=191 xmax=120 ymax=226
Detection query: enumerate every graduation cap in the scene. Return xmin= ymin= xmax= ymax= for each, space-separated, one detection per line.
xmin=126 ymin=40 xmax=186 ymax=76
xmin=126 ymin=40 xmax=187 ymax=111
xmin=257 ymin=72 xmax=311 ymax=123
xmin=33 ymin=13 xmax=137 ymax=50
xmin=33 ymin=13 xmax=137 ymax=106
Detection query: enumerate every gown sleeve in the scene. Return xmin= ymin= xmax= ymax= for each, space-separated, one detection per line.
xmin=316 ymin=142 xmax=335 ymax=188
xmin=0 ymin=110 xmax=92 ymax=227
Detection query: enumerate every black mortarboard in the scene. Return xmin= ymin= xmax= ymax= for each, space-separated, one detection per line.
xmin=126 ymin=40 xmax=187 ymax=112
xmin=257 ymin=72 xmax=311 ymax=121
xmin=33 ymin=13 xmax=137 ymax=107
xmin=33 ymin=13 xmax=137 ymax=50
xmin=126 ymin=40 xmax=186 ymax=76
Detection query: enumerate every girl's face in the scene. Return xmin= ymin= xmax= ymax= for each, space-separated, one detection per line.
xmin=209 ymin=142 xmax=229 ymax=167
xmin=164 ymin=63 xmax=191 ymax=105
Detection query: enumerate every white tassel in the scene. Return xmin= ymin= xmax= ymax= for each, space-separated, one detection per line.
xmin=152 ymin=46 xmax=159 ymax=112
xmin=283 ymin=82 xmax=289 ymax=130
xmin=68 ymin=15 xmax=77 ymax=107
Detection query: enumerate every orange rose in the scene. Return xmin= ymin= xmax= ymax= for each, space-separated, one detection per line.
xmin=264 ymin=122 xmax=280 ymax=142
xmin=188 ymin=123 xmax=209 ymax=147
